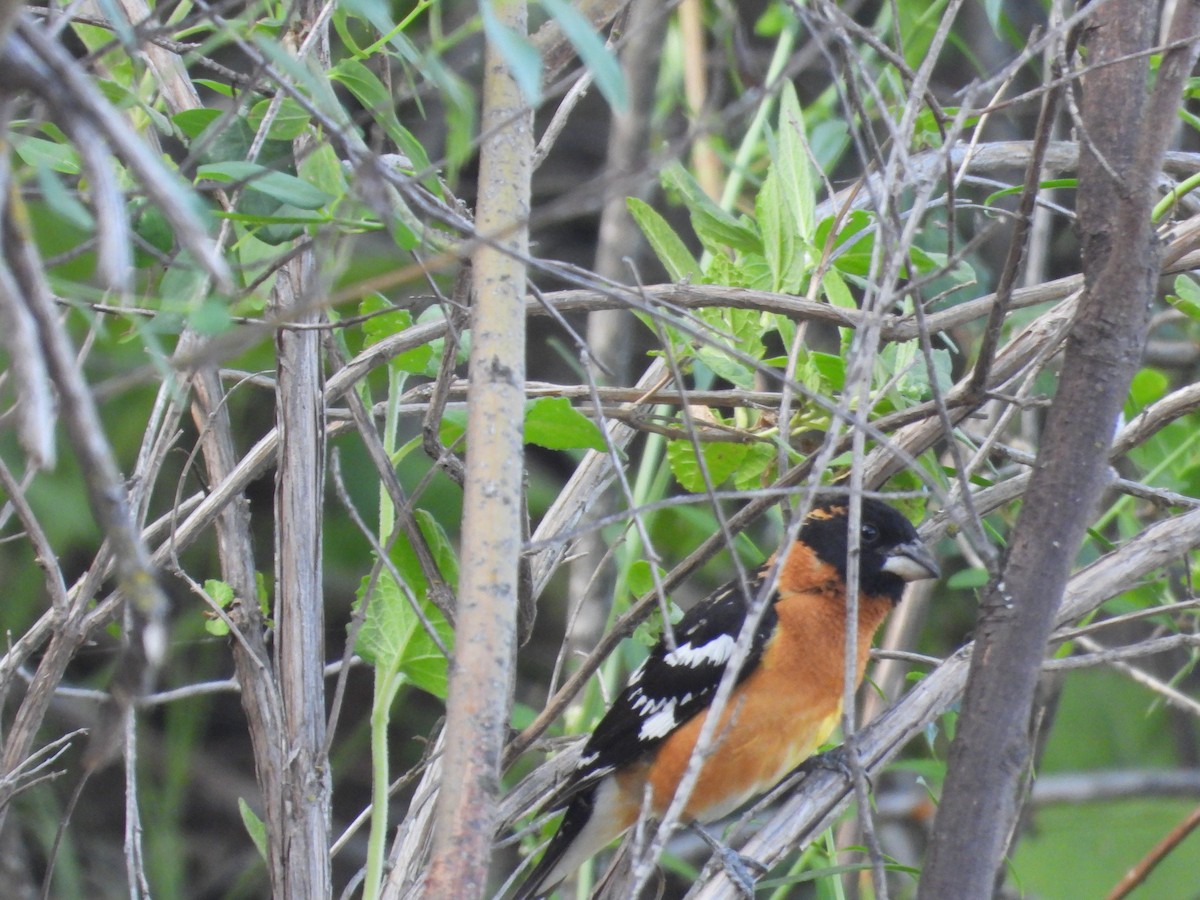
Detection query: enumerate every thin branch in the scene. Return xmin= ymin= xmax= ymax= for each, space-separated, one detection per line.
xmin=966 ymin=50 xmax=1064 ymax=400
xmin=3 ymin=146 xmax=168 ymax=770
xmin=1070 ymin=634 xmax=1200 ymax=718
xmin=1044 ymin=633 xmax=1200 ymax=674
xmin=1104 ymin=802 xmax=1200 ymax=900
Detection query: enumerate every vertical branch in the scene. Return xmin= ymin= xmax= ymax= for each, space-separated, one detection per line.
xmin=186 ymin=356 xmax=288 ymax=894
xmin=422 ymin=0 xmax=532 ymax=895
xmin=274 ymin=255 xmax=330 ymax=897
xmin=272 ymin=9 xmax=332 ymax=896
xmin=917 ymin=3 xmax=1200 ymax=897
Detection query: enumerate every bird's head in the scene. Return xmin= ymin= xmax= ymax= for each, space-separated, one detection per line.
xmin=797 ymin=497 xmax=940 ymax=604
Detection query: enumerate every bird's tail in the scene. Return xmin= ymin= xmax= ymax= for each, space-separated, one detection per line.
xmin=510 ymin=824 xmax=575 ymax=900
xmin=510 ymin=781 xmax=626 ymax=900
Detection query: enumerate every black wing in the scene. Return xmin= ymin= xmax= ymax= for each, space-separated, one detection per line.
xmin=512 ymin=565 xmax=781 ymax=899
xmin=565 ymin=564 xmax=780 ymax=801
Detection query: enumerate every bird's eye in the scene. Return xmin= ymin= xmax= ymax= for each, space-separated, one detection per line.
xmin=861 ymin=523 xmax=880 ymax=544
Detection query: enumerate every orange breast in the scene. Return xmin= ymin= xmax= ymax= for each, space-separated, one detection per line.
xmin=624 ymin=588 xmax=891 ymax=825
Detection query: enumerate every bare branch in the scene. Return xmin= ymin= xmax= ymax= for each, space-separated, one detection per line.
xmin=423 ymin=2 xmax=533 ymax=894
xmin=919 ymin=5 xmax=1200 ymax=894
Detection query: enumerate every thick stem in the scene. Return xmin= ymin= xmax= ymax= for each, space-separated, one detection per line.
xmin=274 ymin=250 xmax=331 ymax=898
xmin=917 ymin=4 xmax=1200 ymax=896
xmin=422 ymin=1 xmax=532 ymax=895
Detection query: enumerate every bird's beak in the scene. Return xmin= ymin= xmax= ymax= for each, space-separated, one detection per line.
xmin=882 ymin=538 xmax=941 ymax=582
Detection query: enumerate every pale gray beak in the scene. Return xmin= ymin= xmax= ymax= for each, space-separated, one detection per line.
xmin=882 ymin=538 xmax=941 ymax=582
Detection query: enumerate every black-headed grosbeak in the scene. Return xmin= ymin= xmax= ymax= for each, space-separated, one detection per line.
xmin=512 ymin=497 xmax=940 ymax=899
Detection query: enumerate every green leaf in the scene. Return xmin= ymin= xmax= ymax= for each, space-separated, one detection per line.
xmin=628 ymin=595 xmax=686 ymax=652
xmin=479 ymin=2 xmax=543 ymax=105
xmin=811 ymin=119 xmax=850 ymax=171
xmin=757 ymin=159 xmax=800 ymax=293
xmin=194 ymin=79 xmax=234 ymax=97
xmin=353 ymin=512 xmax=455 ymax=699
xmin=758 ymin=84 xmax=815 ymax=282
xmin=510 ymin=702 xmax=540 ymax=732
xmin=696 ymin=344 xmax=755 ymax=389
xmin=133 ymin=207 xmax=174 ymax=266
xmin=661 ymin=162 xmax=762 ymax=255
xmin=251 ymin=35 xmax=350 ymax=129
xmin=627 ymin=198 xmax=703 ymax=281
xmin=203 ymin=619 xmax=230 ymax=638
xmin=238 ymin=799 xmax=269 ymax=863
xmin=983 ymin=0 xmax=1006 ymax=34
xmin=807 ymin=351 xmax=846 ymax=392
xmin=331 ymin=60 xmax=400 ymax=142
xmin=36 ymin=165 xmax=93 ymax=231
xmin=1127 ymin=368 xmax=1168 ymax=410
xmin=333 ymin=1 xmax=471 ymax=178
xmin=257 ymin=207 xmax=313 ymax=244
xmin=215 ymin=209 xmax=330 ymax=226
xmin=196 ymin=161 xmax=331 ymax=210
xmin=360 ymin=294 xmax=412 ymax=346
xmin=539 ymin=0 xmax=626 ymax=110
xmin=439 ymin=411 xmax=467 ymax=449
xmin=705 ymin=306 xmax=765 ymax=365
xmin=329 ymin=59 xmax=436 ymax=178
xmin=884 ymin=346 xmax=953 ymax=401
xmin=816 ymin=210 xmax=875 ymax=277
xmin=628 ymin=560 xmax=667 ymax=598
xmin=173 ymin=108 xmax=222 ymax=139
xmin=247 ymin=98 xmax=312 ymax=140
xmin=632 ymin=598 xmax=683 ymax=647
xmin=192 ymin=113 xmax=254 ymax=167
xmin=298 ymin=143 xmax=349 ymax=203
xmin=359 ymin=296 xmax=433 ymax=373
xmin=405 ymin=510 xmax=459 ymax=594
xmin=755 ymin=4 xmax=789 ymax=36
xmin=11 ymin=135 xmax=80 ymax=175
xmin=336 ymin=0 xmax=396 ymax=36
xmin=822 ymin=268 xmax=856 ymax=309
xmin=105 ymin=78 xmax=174 ymax=134
xmin=159 ymin=259 xmax=207 ymax=313
xmin=907 ymin=245 xmax=948 ymax=276
xmin=947 ymin=567 xmax=990 ymax=589
xmin=202 ymin=579 xmax=235 ymax=636
xmin=707 ymin=251 xmax=772 ymax=290
xmin=731 ymin=441 xmax=777 ymax=490
xmin=524 ymin=397 xmax=606 ymax=451
xmin=881 ymin=341 xmax=921 ymax=401
xmin=667 ymin=440 xmax=749 ymax=492
xmin=189 ymin=297 xmax=233 ymax=336
xmin=1168 ymin=274 xmax=1200 ymax=320
xmin=985 ymin=179 xmax=1075 ymax=207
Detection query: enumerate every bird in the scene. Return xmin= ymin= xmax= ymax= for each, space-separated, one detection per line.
xmin=511 ymin=496 xmax=940 ymax=899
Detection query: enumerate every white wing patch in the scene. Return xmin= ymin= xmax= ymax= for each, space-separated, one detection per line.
xmin=638 ymin=698 xmax=678 ymax=740
xmin=627 ymin=661 xmax=646 ymax=686
xmin=664 ymin=633 xmax=736 ymax=668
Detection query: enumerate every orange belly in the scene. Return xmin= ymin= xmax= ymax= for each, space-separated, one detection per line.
xmin=632 ymin=672 xmax=843 ymax=823
xmin=612 ymin=587 xmax=888 ymax=832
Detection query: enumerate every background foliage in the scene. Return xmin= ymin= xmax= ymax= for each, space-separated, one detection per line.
xmin=0 ymin=0 xmax=1198 ymax=898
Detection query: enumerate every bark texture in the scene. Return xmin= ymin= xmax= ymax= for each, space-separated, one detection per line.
xmin=917 ymin=5 xmax=1200 ymax=897
xmin=422 ymin=0 xmax=533 ymax=895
